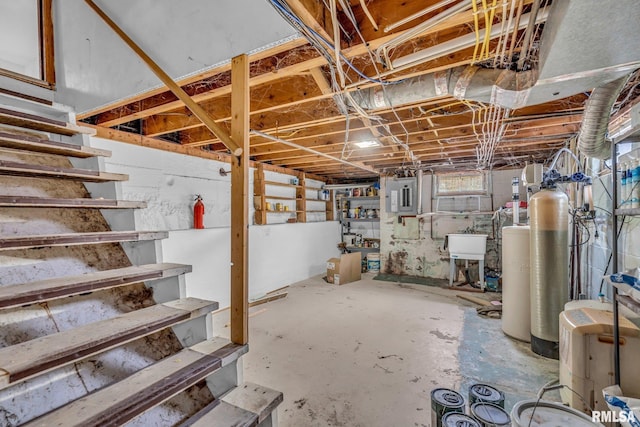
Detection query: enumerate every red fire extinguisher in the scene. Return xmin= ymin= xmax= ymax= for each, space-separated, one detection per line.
xmin=193 ymin=195 xmax=205 ymax=229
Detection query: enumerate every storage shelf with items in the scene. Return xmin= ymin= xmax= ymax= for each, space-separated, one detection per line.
xmin=336 ymin=184 xmax=381 ymax=271
xmin=607 ymin=124 xmax=640 ymax=387
xmin=253 ymin=163 xmax=333 ymax=225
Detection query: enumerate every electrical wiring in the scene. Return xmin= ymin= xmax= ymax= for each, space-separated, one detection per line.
xmin=496 ymin=0 xmax=515 ymax=67
xmin=268 ymin=0 xmax=402 ymax=86
xmin=358 ymin=0 xmax=379 ymax=31
xmin=471 ymin=0 xmax=481 ymax=63
xmin=333 ymin=0 xmax=417 ymax=165
xmin=268 ymin=0 xmax=422 ymax=167
xmin=329 ymin=0 xmax=346 ymax=88
xmin=480 ymin=0 xmax=491 ymax=60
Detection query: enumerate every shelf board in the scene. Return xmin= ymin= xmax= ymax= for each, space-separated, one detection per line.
xmin=615 ymin=208 xmax=640 ymax=216
xmin=338 ymin=196 xmax=379 ymax=201
xmin=345 ymin=247 xmax=379 ymax=252
xmin=263 ymin=195 xmax=299 ymax=201
xmin=265 ymin=210 xmax=302 ymax=213
xmin=341 ymin=218 xmax=380 ymax=222
xmin=306 ymin=186 xmax=324 ymax=191
xmin=264 ymin=180 xmax=301 ymax=189
xmin=307 ymin=210 xmax=326 ymax=213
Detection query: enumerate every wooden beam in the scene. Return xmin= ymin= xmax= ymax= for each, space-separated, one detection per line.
xmin=285 ymin=0 xmax=332 ymax=41
xmin=84 ymin=0 xmax=242 ymax=156
xmin=309 ymin=67 xmax=333 ymax=95
xmin=79 ymin=37 xmax=309 ymax=120
xmin=230 ymin=54 xmax=250 ymax=345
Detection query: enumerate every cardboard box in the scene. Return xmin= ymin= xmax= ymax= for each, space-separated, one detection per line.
xmin=326 ymin=252 xmax=362 ymax=285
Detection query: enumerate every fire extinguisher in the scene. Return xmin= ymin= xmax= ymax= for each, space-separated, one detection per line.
xmin=193 ymin=195 xmax=205 ymax=229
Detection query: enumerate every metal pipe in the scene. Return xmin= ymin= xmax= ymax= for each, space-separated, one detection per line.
xmin=250 ymin=130 xmax=378 ymax=174
xmin=611 ymin=136 xmax=621 ymax=386
xmin=417 ymin=169 xmax=424 ymax=214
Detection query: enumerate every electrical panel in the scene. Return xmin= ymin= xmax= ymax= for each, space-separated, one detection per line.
xmin=385 ymin=177 xmax=418 ymax=215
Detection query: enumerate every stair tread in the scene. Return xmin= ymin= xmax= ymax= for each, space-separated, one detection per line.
xmin=0 ymin=195 xmax=146 ymax=209
xmin=181 ymin=400 xmax=258 ymax=427
xmin=222 ymin=382 xmax=284 ymax=424
xmin=0 ymin=107 xmax=96 ymax=136
xmin=26 ymin=338 xmax=247 ymax=427
xmin=0 ymin=297 xmax=218 ymax=390
xmin=0 ymin=263 xmax=192 ymax=310
xmin=0 ymin=230 xmax=168 ymax=251
xmin=0 ymin=131 xmax=110 ymax=158
xmin=0 ymin=160 xmax=128 ymax=182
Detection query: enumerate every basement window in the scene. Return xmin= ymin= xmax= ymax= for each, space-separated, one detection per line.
xmin=435 ymin=171 xmax=489 ymax=196
xmin=0 ymin=0 xmax=55 ymax=88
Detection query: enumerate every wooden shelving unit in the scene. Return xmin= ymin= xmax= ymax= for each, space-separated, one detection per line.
xmin=337 ymin=192 xmax=380 ymax=256
xmin=253 ymin=164 xmax=333 ymax=225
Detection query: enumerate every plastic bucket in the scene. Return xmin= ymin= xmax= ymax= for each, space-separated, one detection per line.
xmin=431 ymin=388 xmax=465 ymax=427
xmin=510 ymin=399 xmax=603 ymax=427
xmin=367 ymin=253 xmax=380 ymax=272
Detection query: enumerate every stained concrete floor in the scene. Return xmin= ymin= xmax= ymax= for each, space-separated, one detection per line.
xmin=217 ymin=274 xmax=559 ymax=427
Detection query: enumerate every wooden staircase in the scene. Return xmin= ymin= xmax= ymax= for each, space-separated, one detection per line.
xmin=0 ymin=101 xmax=281 ymax=426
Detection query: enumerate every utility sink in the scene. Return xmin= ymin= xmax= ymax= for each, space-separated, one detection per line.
xmin=447 ymin=234 xmax=488 ymax=289
xmin=447 ymin=234 xmax=488 ymax=260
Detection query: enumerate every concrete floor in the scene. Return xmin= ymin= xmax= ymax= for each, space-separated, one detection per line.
xmin=216 ymin=274 xmax=559 ymax=427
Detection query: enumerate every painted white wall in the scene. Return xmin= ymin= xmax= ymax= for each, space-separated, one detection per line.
xmin=162 ymin=221 xmax=340 ymax=307
xmin=52 ymin=0 xmax=298 ymax=113
xmin=89 ymin=137 xmax=341 ymax=306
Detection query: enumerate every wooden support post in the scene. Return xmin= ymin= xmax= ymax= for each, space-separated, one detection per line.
xmin=84 ymin=0 xmax=242 ymax=156
xmin=296 ymin=172 xmax=307 ymax=223
xmin=254 ymin=163 xmax=267 ymax=225
xmin=326 ymin=190 xmax=335 ymax=221
xmin=230 ymin=54 xmax=250 ymax=345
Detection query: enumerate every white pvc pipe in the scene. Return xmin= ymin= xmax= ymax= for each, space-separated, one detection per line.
xmin=383 ymin=0 xmax=461 ymax=33
xmin=392 ymin=9 xmax=547 ymax=69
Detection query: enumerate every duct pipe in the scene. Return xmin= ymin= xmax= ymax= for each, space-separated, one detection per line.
xmin=577 ymin=76 xmax=630 ymax=159
xmin=351 ymin=66 xmax=537 ymax=110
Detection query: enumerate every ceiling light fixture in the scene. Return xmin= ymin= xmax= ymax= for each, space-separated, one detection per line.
xmin=354 ymin=140 xmax=382 ymax=148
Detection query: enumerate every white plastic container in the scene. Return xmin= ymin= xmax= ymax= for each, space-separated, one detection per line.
xmin=511 ymin=400 xmax=603 ymax=427
xmin=447 ymin=234 xmax=488 ymax=260
xmin=501 ymin=226 xmax=531 ymax=342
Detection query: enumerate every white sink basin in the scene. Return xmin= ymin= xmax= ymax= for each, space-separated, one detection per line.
xmin=448 ymin=234 xmax=488 ymax=260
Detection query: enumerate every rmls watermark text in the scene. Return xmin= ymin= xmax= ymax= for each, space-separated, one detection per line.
xmin=592 ymin=411 xmax=638 ymax=423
